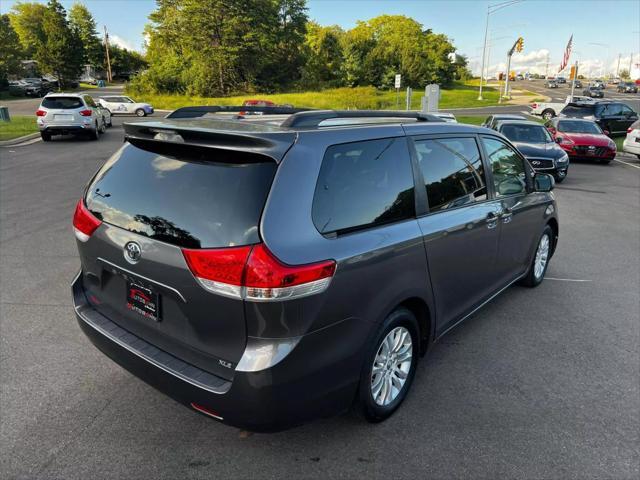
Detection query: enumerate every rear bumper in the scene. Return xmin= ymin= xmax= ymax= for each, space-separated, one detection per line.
xmin=622 ymin=139 xmax=640 ymax=155
xmin=40 ymin=125 xmax=92 ymax=135
xmin=72 ymin=272 xmax=363 ymax=432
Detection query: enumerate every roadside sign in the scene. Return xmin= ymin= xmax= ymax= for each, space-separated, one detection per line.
xmin=395 ymin=74 xmax=402 ymax=89
xmin=569 ymin=65 xmax=576 ymax=80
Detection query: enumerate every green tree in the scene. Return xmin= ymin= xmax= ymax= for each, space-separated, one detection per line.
xmin=69 ymin=3 xmax=103 ymax=67
xmin=109 ymin=44 xmax=147 ymax=74
xmin=300 ymin=22 xmax=344 ymax=88
xmin=8 ymin=2 xmax=47 ymax=58
xmin=255 ymin=0 xmax=308 ymax=91
xmin=0 ymin=15 xmax=24 ymax=85
xmin=138 ymin=0 xmax=308 ymax=96
xmin=451 ymin=54 xmax=471 ymax=81
xmin=35 ymin=0 xmax=83 ymax=87
xmin=619 ymin=69 xmax=630 ymax=79
xmin=341 ymin=15 xmax=459 ymax=88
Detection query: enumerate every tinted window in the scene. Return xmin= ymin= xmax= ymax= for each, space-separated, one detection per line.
xmin=603 ymin=103 xmax=623 ymax=116
xmin=620 ymin=105 xmax=635 ymax=115
xmin=41 ymin=97 xmax=84 ymax=109
xmin=561 ymin=105 xmax=594 ymax=117
xmin=557 ymin=120 xmax=602 ymax=134
xmin=86 ymin=144 xmax=276 ymax=248
xmin=312 ymin=138 xmax=415 ymax=234
xmin=481 ymin=137 xmax=526 ymax=197
xmin=415 ymin=137 xmax=487 ymax=212
xmin=500 ymin=124 xmax=552 ymax=144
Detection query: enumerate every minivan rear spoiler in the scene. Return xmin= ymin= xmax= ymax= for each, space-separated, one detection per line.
xmin=123 ymin=121 xmax=297 ymax=163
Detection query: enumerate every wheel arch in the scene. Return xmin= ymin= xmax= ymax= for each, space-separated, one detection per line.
xmin=546 ymin=217 xmax=559 ymax=255
xmin=396 ymin=297 xmax=433 ymax=356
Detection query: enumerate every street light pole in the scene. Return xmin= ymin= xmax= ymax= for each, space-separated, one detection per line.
xmin=477 ymin=0 xmax=524 ymax=101
xmin=478 ymin=8 xmax=490 ymax=100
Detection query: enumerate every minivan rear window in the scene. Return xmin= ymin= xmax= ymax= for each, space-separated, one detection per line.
xmin=42 ymin=97 xmax=84 ymax=109
xmin=85 ymin=144 xmax=276 ymax=248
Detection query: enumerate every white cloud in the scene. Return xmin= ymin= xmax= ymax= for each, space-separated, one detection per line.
xmin=471 ymin=48 xmax=640 ymax=78
xmin=108 ymin=34 xmax=138 ymax=52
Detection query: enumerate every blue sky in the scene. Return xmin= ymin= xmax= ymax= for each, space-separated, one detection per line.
xmin=2 ymin=0 xmax=639 ymax=77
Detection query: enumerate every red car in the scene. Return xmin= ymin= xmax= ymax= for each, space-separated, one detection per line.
xmin=546 ymin=117 xmax=616 ymax=163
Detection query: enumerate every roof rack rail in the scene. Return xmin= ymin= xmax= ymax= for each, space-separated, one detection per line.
xmin=280 ymin=110 xmax=444 ymax=128
xmin=166 ymin=105 xmax=313 ymax=119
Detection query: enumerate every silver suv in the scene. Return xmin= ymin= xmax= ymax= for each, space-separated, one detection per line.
xmin=36 ymin=93 xmax=106 ymax=141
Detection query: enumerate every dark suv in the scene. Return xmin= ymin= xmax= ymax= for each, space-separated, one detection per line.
xmin=72 ymin=107 xmax=559 ymax=431
xmin=560 ymin=101 xmax=639 ymax=135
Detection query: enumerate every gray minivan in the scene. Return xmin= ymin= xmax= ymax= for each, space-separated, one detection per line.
xmin=72 ymin=108 xmax=559 ymax=431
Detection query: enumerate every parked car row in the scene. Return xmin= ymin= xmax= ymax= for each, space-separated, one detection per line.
xmin=35 ymin=93 xmax=153 ymax=141
xmin=8 ymin=77 xmax=80 ymax=97
xmin=483 ymin=114 xmax=570 ymax=182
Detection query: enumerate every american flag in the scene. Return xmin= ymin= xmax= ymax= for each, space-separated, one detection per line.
xmin=559 ymin=35 xmax=573 ymax=72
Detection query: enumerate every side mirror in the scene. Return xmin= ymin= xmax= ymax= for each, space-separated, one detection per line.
xmin=534 ymin=173 xmax=555 ymax=192
xmin=555 ymin=137 xmax=562 ymax=144
xmin=603 ymin=130 xmax=610 ymax=136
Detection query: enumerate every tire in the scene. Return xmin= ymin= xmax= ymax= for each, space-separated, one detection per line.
xmin=520 ymin=225 xmax=553 ymax=287
xmin=542 ymin=109 xmax=555 ymax=120
xmin=135 ymin=108 xmax=146 ymax=117
xmin=89 ymin=123 xmax=99 ymax=141
xmin=553 ymin=175 xmax=565 ymax=183
xmin=355 ymin=307 xmax=420 ymax=423
xmin=99 ymin=119 xmax=106 ymax=134
xmin=41 ymin=132 xmax=51 ymax=142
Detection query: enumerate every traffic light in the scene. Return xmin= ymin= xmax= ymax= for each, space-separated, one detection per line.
xmin=516 ymin=37 xmax=524 ymax=53
xmin=569 ymin=65 xmax=576 ymax=80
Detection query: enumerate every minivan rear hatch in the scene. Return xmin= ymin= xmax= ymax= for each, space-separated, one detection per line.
xmin=77 ymin=123 xmax=294 ymax=380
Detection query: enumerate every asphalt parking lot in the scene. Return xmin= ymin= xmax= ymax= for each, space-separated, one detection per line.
xmin=1 ymin=117 xmax=639 ymax=479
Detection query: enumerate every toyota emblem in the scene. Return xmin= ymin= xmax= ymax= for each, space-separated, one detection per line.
xmin=124 ymin=241 xmax=142 ymax=264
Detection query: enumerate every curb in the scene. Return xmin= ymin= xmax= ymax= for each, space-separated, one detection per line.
xmin=0 ymin=132 xmax=40 ymax=147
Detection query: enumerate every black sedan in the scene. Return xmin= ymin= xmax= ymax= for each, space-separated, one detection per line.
xmin=496 ymin=120 xmax=570 ymax=182
xmin=583 ymin=86 xmax=604 ymax=98
xmin=617 ymin=82 xmax=638 ymax=93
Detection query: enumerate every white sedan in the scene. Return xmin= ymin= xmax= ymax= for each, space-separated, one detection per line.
xmin=97 ymin=96 xmax=154 ymax=117
xmin=622 ymin=119 xmax=640 ymax=159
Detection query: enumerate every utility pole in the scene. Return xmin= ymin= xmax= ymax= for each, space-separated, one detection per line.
xmin=501 ymin=36 xmax=523 ymax=103
xmin=104 ymin=25 xmax=112 ymax=83
xmin=616 ymin=53 xmax=621 ymax=77
xmin=545 ymin=52 xmax=549 ymax=78
xmin=629 ymin=53 xmax=633 ymax=78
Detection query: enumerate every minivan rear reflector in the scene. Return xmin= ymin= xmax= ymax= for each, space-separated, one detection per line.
xmin=190 ymin=402 xmax=223 ymax=420
xmin=73 ymin=199 xmax=102 ymax=242
xmin=182 ymin=244 xmax=336 ymax=301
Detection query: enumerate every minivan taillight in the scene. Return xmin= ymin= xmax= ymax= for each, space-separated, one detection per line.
xmin=73 ymin=199 xmax=102 ymax=242
xmin=36 ymin=109 xmax=46 ymax=117
xmin=79 ymin=109 xmax=92 ymax=116
xmin=182 ymin=244 xmax=336 ymax=301
xmin=531 ymin=103 xmax=537 ymax=109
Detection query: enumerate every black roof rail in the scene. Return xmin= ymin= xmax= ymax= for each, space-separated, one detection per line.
xmin=166 ymin=105 xmax=313 ymax=119
xmin=280 ymin=110 xmax=445 ymax=128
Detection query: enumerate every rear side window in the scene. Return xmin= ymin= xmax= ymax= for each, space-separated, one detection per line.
xmin=41 ymin=97 xmax=84 ymax=109
xmin=414 ymin=137 xmax=487 ymax=212
xmin=85 ymin=144 xmax=276 ymax=248
xmin=561 ymin=105 xmax=593 ymax=117
xmin=312 ymin=138 xmax=415 ymax=235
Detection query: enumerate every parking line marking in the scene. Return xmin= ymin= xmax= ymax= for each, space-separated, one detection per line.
xmin=613 ymin=158 xmax=640 ymax=170
xmin=546 ymin=277 xmax=592 ymax=282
